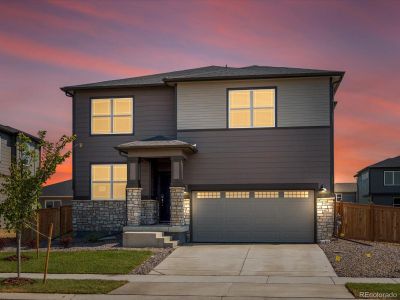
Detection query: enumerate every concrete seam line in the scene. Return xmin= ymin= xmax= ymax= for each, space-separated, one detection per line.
xmin=239 ymin=246 xmax=251 ymax=275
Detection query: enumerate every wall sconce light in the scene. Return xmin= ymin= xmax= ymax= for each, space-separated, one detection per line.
xmin=319 ymin=184 xmax=328 ymax=193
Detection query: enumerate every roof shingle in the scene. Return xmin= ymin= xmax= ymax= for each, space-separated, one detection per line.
xmin=61 ymin=65 xmax=344 ymax=92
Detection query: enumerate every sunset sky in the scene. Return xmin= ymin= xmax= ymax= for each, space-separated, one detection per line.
xmin=0 ymin=0 xmax=399 ymax=185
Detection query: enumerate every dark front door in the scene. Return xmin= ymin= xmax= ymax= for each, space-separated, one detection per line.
xmin=158 ymin=172 xmax=171 ymax=223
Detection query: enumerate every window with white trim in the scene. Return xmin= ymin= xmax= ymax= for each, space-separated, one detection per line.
xmin=384 ymin=171 xmax=400 ymax=186
xmin=335 ymin=193 xmax=342 ymax=201
xmin=228 ymin=89 xmax=275 ymax=128
xmin=91 ymin=164 xmax=127 ymax=200
xmin=91 ymin=98 xmax=133 ymax=134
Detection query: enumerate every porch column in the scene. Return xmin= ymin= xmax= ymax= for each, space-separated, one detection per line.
xmin=126 ymin=157 xmax=142 ymax=226
xmin=170 ymin=157 xmax=185 ymax=226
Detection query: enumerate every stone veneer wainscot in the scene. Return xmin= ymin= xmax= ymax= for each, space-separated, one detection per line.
xmin=73 ymin=198 xmax=160 ymax=231
xmin=316 ymin=197 xmax=335 ymax=242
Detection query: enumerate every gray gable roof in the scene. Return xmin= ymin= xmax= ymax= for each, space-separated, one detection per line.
xmin=41 ymin=180 xmax=73 ymax=197
xmin=0 ymin=124 xmax=40 ymax=143
xmin=355 ymin=156 xmax=400 ymax=176
xmin=61 ymin=65 xmax=344 ymax=93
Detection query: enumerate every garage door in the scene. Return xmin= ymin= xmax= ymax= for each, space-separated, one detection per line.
xmin=192 ymin=190 xmax=315 ymax=243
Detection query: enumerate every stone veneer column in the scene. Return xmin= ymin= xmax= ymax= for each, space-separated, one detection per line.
xmin=169 ymin=186 xmax=185 ymax=226
xmin=316 ymin=196 xmax=335 ymax=243
xmin=126 ymin=188 xmax=142 ymax=226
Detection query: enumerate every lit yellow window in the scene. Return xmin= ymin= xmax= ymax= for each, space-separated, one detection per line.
xmin=229 ymin=89 xmax=275 ymax=128
xmin=91 ymin=164 xmax=127 ymax=200
xmin=91 ymin=98 xmax=133 ymax=134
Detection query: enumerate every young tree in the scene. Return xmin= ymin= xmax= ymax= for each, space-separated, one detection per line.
xmin=0 ymin=131 xmax=75 ymax=278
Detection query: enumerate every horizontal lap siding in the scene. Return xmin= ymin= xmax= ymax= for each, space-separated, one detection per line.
xmin=0 ymin=132 xmax=11 ymax=176
xmin=73 ymin=86 xmax=176 ymax=198
xmin=178 ymin=128 xmax=331 ymax=187
xmin=177 ymin=77 xmax=330 ymax=130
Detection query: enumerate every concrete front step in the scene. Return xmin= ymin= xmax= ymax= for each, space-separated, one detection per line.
xmin=123 ymin=231 xmax=178 ymax=248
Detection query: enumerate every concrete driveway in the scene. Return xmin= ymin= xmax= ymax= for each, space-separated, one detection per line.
xmin=152 ymin=244 xmax=336 ymax=276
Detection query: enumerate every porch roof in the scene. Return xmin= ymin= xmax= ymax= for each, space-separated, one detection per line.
xmin=115 ymin=137 xmax=197 ymax=154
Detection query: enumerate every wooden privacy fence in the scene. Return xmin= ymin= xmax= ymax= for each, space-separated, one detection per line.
xmin=23 ymin=206 xmax=72 ymax=242
xmin=336 ymin=202 xmax=400 ymax=243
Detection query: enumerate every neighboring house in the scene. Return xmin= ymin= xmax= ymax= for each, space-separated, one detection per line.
xmin=334 ymin=183 xmax=357 ymax=202
xmin=355 ymin=156 xmax=400 ymax=206
xmin=0 ymin=124 xmax=40 ymax=228
xmin=40 ymin=180 xmax=73 ymax=208
xmin=61 ymin=65 xmax=345 ymax=243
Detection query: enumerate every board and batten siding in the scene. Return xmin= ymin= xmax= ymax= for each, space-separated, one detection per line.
xmin=178 ymin=127 xmax=331 ymax=188
xmin=177 ymin=77 xmax=330 ymax=130
xmin=73 ymin=86 xmax=176 ymax=199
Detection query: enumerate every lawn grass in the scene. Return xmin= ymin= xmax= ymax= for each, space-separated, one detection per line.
xmin=0 ymin=278 xmax=127 ymax=294
xmin=0 ymin=250 xmax=152 ymax=274
xmin=346 ymin=283 xmax=400 ymax=299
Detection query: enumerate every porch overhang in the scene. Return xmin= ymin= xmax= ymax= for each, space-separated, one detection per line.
xmin=115 ymin=139 xmax=197 ymax=158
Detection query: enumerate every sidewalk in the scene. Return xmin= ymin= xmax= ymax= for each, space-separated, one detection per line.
xmin=1 ymin=272 xmax=399 ymax=284
xmin=1 ymin=273 xmax=399 ymax=300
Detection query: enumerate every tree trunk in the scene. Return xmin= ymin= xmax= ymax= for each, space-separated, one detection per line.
xmin=16 ymin=230 xmax=21 ymax=278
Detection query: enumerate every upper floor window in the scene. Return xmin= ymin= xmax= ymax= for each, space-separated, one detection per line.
xmin=384 ymin=171 xmax=400 ymax=186
xmin=228 ymin=88 xmax=275 ymax=128
xmin=91 ymin=164 xmax=127 ymax=200
xmin=91 ymin=98 xmax=133 ymax=134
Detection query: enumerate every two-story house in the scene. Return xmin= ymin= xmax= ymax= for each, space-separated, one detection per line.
xmin=0 ymin=124 xmax=40 ymax=228
xmin=61 ymin=65 xmax=344 ymax=245
xmin=355 ymin=156 xmax=400 ymax=206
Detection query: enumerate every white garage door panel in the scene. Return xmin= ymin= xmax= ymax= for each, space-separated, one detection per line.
xmin=192 ymin=191 xmax=315 ymax=243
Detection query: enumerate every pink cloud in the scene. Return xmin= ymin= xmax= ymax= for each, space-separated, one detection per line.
xmin=0 ymin=32 xmax=152 ymax=76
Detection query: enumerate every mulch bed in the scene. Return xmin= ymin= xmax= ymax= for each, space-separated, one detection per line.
xmin=1 ymin=277 xmax=35 ymax=286
xmin=131 ymin=248 xmax=174 ymax=275
xmin=320 ymin=238 xmax=400 ymax=277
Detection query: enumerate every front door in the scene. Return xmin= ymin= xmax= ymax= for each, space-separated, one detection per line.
xmin=158 ymin=172 xmax=171 ymax=223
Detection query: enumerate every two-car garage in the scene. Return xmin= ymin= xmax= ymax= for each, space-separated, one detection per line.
xmin=192 ymin=190 xmax=315 ymax=243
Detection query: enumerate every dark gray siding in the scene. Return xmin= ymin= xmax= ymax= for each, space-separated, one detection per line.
xmin=372 ymin=195 xmax=397 ymax=206
xmin=357 ymin=170 xmax=370 ymax=202
xmin=370 ymin=168 xmax=400 ymax=195
xmin=178 ymin=127 xmax=331 ymax=187
xmin=73 ymin=86 xmax=175 ymax=199
xmin=341 ymin=192 xmax=356 ymax=202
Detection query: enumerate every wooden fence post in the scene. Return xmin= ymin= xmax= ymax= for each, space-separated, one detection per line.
xmin=36 ymin=213 xmax=40 ymax=259
xmin=43 ymin=223 xmax=53 ymax=284
xmin=370 ymin=204 xmax=375 ymax=241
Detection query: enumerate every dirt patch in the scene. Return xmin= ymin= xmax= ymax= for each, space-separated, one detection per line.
xmin=131 ymin=248 xmax=174 ymax=275
xmin=3 ymin=255 xmax=31 ymax=262
xmin=1 ymin=277 xmax=35 ymax=286
xmin=320 ymin=238 xmax=400 ymax=277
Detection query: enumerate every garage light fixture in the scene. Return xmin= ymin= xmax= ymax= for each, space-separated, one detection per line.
xmin=319 ymin=184 xmax=328 ymax=193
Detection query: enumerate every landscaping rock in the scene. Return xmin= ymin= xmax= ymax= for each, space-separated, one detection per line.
xmin=131 ymin=248 xmax=174 ymax=275
xmin=320 ymin=238 xmax=400 ymax=277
